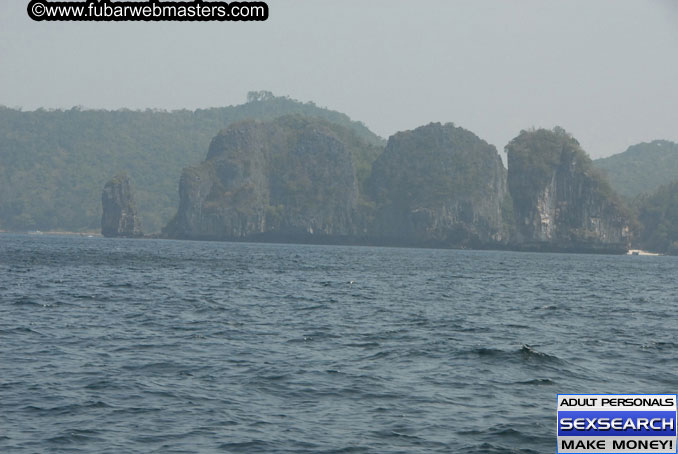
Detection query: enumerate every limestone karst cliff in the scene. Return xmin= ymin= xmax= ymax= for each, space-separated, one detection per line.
xmin=164 ymin=116 xmax=380 ymax=241
xmin=367 ymin=122 xmax=508 ymax=247
xmin=101 ymin=173 xmax=143 ymax=237
xmin=164 ymin=119 xmax=632 ymax=254
xmin=505 ymin=127 xmax=631 ymax=253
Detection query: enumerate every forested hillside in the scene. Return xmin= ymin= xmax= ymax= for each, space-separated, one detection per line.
xmin=0 ymin=92 xmax=383 ymax=232
xmin=593 ymin=140 xmax=678 ymax=198
xmin=635 ymin=181 xmax=678 ymax=254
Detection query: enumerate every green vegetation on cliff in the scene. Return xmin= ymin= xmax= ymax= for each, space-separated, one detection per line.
xmin=634 ymin=180 xmax=678 ymax=254
xmin=369 ymin=123 xmax=503 ymax=206
xmin=0 ymin=92 xmax=383 ymax=232
xmin=594 ymin=140 xmax=678 ymax=198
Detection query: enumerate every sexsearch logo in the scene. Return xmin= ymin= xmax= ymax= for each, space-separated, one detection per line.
xmin=557 ymin=394 xmax=677 ymax=453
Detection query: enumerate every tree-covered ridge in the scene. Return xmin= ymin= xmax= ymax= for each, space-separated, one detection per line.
xmin=0 ymin=92 xmax=383 ymax=232
xmin=254 ymin=114 xmax=382 ymax=195
xmin=635 ymin=180 xmax=678 ymax=255
xmin=369 ymin=122 xmax=503 ymax=207
xmin=205 ymin=114 xmax=382 ymax=199
xmin=594 ymin=140 xmax=678 ymax=198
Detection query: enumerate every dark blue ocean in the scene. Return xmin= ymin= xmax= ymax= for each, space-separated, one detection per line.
xmin=2 ymin=234 xmax=677 ymax=453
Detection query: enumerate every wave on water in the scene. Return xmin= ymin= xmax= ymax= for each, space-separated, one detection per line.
xmin=459 ymin=344 xmax=563 ymax=365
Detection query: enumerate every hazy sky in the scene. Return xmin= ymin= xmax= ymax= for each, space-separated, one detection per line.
xmin=1 ymin=0 xmax=677 ymax=158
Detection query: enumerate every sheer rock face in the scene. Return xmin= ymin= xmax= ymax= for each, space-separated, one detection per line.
xmin=367 ymin=123 xmax=507 ymax=247
xmin=101 ymin=173 xmax=142 ymax=237
xmin=506 ymin=128 xmax=631 ymax=253
xmin=164 ymin=117 xmax=359 ymax=241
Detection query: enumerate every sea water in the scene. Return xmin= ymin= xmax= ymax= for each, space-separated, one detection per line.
xmin=2 ymin=234 xmax=677 ymax=453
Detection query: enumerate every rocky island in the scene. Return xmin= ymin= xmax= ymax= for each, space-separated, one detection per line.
xmin=101 ymin=173 xmax=143 ymax=238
